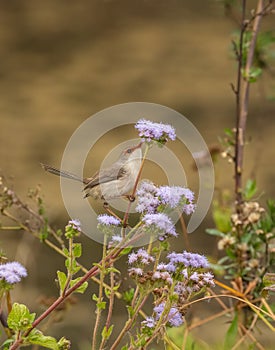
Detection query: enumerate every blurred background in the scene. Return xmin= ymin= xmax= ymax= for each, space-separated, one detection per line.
xmin=0 ymin=0 xmax=274 ymax=349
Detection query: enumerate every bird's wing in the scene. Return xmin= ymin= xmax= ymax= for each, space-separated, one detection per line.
xmin=83 ymin=166 xmax=126 ymax=190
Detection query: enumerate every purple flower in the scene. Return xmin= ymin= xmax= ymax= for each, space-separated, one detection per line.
xmin=167 ymin=251 xmax=209 ymax=269
xmin=67 ymin=219 xmax=81 ymax=232
xmin=143 ymin=213 xmax=177 ymax=240
xmin=135 ymin=119 xmax=176 ymax=144
xmin=128 ymin=267 xmax=143 ymax=276
xmin=108 ymin=235 xmax=122 ymax=248
xmin=157 ymin=186 xmax=195 ymax=214
xmin=183 ymin=203 xmax=196 ymax=215
xmin=97 ymin=214 xmax=120 ymax=226
xmin=157 ymin=262 xmax=176 ymax=273
xmin=154 ymin=302 xmax=183 ymax=327
xmin=136 ymin=181 xmax=195 ymax=216
xmin=128 ymin=248 xmax=155 ymax=265
xmin=0 ymin=262 xmax=27 ymax=284
xmin=142 ymin=317 xmax=156 ymax=328
xmin=152 ymin=271 xmax=173 ymax=284
xmin=202 ymin=272 xmax=215 ymax=287
xmin=136 ymin=181 xmax=160 ymax=214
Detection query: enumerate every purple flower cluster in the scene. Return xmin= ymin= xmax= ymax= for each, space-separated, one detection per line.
xmin=0 ymin=262 xmax=27 ymax=284
xmin=107 ymin=234 xmax=122 ymax=248
xmin=142 ymin=316 xmax=156 ymax=329
xmin=136 ymin=181 xmax=159 ymax=214
xmin=143 ymin=213 xmax=178 ymax=241
xmin=128 ymin=248 xmax=155 ymax=265
xmin=67 ymin=219 xmax=81 ymax=233
xmin=135 ymin=119 xmax=176 ymax=144
xmin=97 ymin=214 xmax=120 ymax=226
xmin=154 ymin=302 xmax=184 ymax=327
xmin=136 ymin=181 xmax=195 ymax=216
xmin=167 ymin=251 xmax=209 ymax=269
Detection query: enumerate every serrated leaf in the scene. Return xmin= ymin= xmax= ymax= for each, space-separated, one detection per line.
xmin=224 ymin=312 xmax=238 ymax=350
xmin=28 ymin=329 xmax=59 ymax=350
xmin=101 ymin=325 xmax=114 ymax=340
xmin=57 ymin=271 xmax=67 ymax=293
xmin=69 ymin=278 xmax=88 ymax=294
xmin=7 ymin=303 xmax=36 ymax=331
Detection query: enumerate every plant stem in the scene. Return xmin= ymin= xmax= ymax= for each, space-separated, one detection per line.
xmin=234 ymin=0 xmax=264 ymax=207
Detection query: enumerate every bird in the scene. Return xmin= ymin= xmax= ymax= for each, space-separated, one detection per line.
xmin=41 ymin=142 xmax=143 ymax=202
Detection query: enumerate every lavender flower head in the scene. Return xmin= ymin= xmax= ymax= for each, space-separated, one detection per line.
xmin=135 ymin=119 xmax=176 ymax=145
xmin=157 ymin=186 xmax=195 ymax=214
xmin=0 ymin=262 xmax=27 ymax=284
xmin=142 ymin=213 xmax=177 ymax=241
xmin=154 ymin=302 xmax=184 ymax=327
xmin=142 ymin=317 xmax=156 ymax=329
xmin=167 ymin=251 xmax=209 ymax=269
xmin=97 ymin=214 xmax=120 ymax=226
xmin=136 ymin=181 xmax=196 ymax=217
xmin=128 ymin=248 xmax=155 ymax=265
xmin=67 ymin=219 xmax=81 ymax=233
xmin=136 ymin=180 xmax=160 ymax=214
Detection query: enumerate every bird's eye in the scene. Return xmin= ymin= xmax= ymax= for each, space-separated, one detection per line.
xmin=126 ymin=148 xmax=132 ymax=154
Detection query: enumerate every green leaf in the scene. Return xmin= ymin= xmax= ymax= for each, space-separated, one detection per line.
xmin=101 ymin=325 xmax=114 ymax=340
xmin=243 ymin=179 xmax=257 ymax=200
xmin=1 ymin=339 xmax=15 ymax=349
xmin=7 ymin=303 xmax=36 ymax=331
xmin=224 ymin=128 xmax=234 ymax=137
xmin=118 ymin=247 xmax=132 ymax=257
xmin=92 ymin=293 xmax=99 ymax=302
xmin=205 ymin=228 xmax=225 ymax=237
xmin=105 ymin=266 xmax=120 ymax=274
xmin=69 ymin=278 xmax=88 ymax=294
xmin=57 ymin=271 xmax=67 ymax=293
xmin=245 ymin=67 xmax=263 ymax=83
xmin=224 ymin=312 xmax=238 ymax=350
xmin=62 ymin=247 xmax=69 ymax=257
xmin=212 ymin=207 xmax=231 ymax=233
xmin=72 ymin=243 xmax=82 ymax=258
xmin=28 ymin=329 xmax=59 ymax=350
xmin=123 ymin=288 xmax=135 ymax=304
xmin=97 ymin=301 xmax=106 ymax=310
xmin=126 ymin=305 xmax=134 ymax=318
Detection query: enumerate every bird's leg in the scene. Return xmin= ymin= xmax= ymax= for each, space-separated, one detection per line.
xmin=124 ymin=195 xmax=135 ymax=202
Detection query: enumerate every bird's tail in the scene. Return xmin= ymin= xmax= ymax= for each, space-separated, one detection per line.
xmin=41 ymin=163 xmax=85 ymax=183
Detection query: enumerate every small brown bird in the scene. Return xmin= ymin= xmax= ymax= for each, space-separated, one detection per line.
xmin=41 ymin=143 xmax=142 ymax=201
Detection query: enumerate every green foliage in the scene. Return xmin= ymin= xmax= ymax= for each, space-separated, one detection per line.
xmin=224 ymin=313 xmax=238 ymax=350
xmin=7 ymin=303 xmax=35 ymax=332
xmin=57 ymin=271 xmax=67 ymax=294
xmin=69 ymin=278 xmax=88 ymax=294
xmin=123 ymin=288 xmax=135 ymax=304
xmin=28 ymin=329 xmax=60 ymax=350
xmin=101 ymin=325 xmax=114 ymax=340
xmin=243 ymin=179 xmax=257 ymax=200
